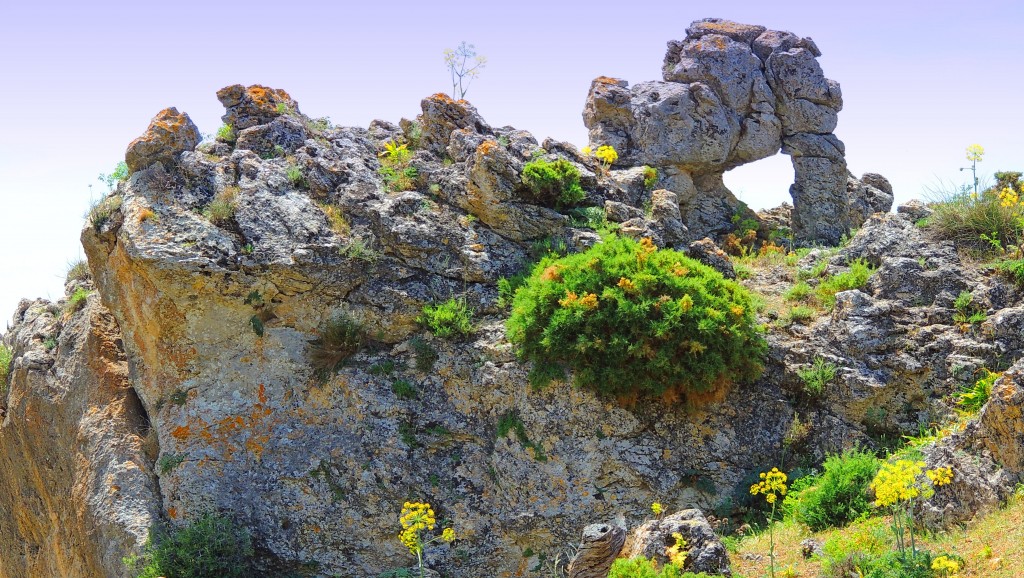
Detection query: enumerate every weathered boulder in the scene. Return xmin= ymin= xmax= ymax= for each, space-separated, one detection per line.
xmin=897 ymin=199 xmax=933 ymax=222
xmin=847 ymin=172 xmax=895 ymax=227
xmin=124 ymin=107 xmax=200 ymax=173
xmin=584 ymin=18 xmax=850 ymax=245
xmin=620 ymin=509 xmax=732 ymax=575
xmin=971 ymin=359 xmax=1024 ymax=472
xmin=567 ymin=522 xmax=627 ymax=578
xmin=687 ymin=237 xmax=736 ymax=279
xmin=216 ymin=84 xmax=300 ymax=130
xmin=419 ymin=93 xmax=492 ymax=155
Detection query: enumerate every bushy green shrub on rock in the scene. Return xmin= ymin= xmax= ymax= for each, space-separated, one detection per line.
xmin=521 ymin=158 xmax=585 ymax=208
xmin=506 ymin=235 xmax=766 ymax=399
xmin=125 ymin=513 xmax=254 ymax=578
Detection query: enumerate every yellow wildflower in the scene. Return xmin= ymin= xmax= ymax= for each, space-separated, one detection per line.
xmin=617 ymin=277 xmax=637 ymax=293
xmin=871 ymin=460 xmax=924 ymax=507
xmin=651 ymin=502 xmax=663 ymax=516
xmin=595 ymin=145 xmax=618 ymax=167
xmin=926 ymin=466 xmax=954 ymax=487
xmin=966 ymin=144 xmax=985 ymax=163
xmin=931 ymin=554 xmax=961 ymax=575
xmin=730 ymin=304 xmax=745 ymax=317
xmin=581 ymin=145 xmax=593 ymax=156
xmin=999 ymin=186 xmax=1020 ymax=208
xmin=441 ymin=528 xmax=456 ymax=543
xmin=750 ymin=467 xmax=788 ymax=503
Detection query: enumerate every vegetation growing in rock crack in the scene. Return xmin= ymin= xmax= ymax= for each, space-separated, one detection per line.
xmin=409 ymin=336 xmax=438 ymax=372
xmin=816 ymin=258 xmax=875 ymax=309
xmin=506 ymin=234 xmax=766 ymax=400
xmin=379 ymin=140 xmax=418 ymax=192
xmin=0 ymin=343 xmax=11 ymax=392
xmin=88 ymin=195 xmax=122 ymax=231
xmin=307 ymin=313 xmax=364 ymax=375
xmin=122 ymin=512 xmax=255 ymax=578
xmin=520 ymin=157 xmax=586 ymax=209
xmin=952 ymin=290 xmax=986 ymax=325
xmin=642 ymin=165 xmax=658 ymax=190
xmin=418 ymin=297 xmax=474 ymax=338
xmin=64 ymin=287 xmax=91 ymax=317
xmin=215 ymin=123 xmax=236 ymax=144
xmin=65 ymin=259 xmax=90 ymax=284
xmin=203 ymin=186 xmax=238 ymax=225
xmin=797 ymin=356 xmax=838 ymax=397
xmin=955 ymin=368 xmax=998 ymax=413
xmin=394 ymin=501 xmax=456 ymax=578
xmin=925 ymin=167 xmax=1024 ymax=252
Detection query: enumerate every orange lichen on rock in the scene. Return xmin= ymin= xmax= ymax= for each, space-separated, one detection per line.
xmin=477 ymin=140 xmax=499 ymax=156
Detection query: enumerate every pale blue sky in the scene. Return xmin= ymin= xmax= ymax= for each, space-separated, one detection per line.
xmin=1 ymin=0 xmax=1022 ymax=323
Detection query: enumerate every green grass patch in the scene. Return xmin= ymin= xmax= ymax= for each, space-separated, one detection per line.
xmin=418 ymin=298 xmax=474 ymax=339
xmin=817 ymin=258 xmax=875 ymax=309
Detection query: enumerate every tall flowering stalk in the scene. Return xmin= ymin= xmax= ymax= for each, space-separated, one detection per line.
xmin=869 ymin=461 xmax=953 ymax=562
xmin=398 ymin=501 xmax=456 ymax=578
xmin=750 ymin=467 xmax=787 ymax=578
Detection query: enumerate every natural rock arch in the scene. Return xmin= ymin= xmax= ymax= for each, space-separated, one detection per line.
xmin=583 ymin=18 xmax=853 ymax=245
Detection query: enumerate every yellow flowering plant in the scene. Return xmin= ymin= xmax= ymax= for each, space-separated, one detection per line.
xmin=750 ymin=467 xmax=788 ymax=578
xmin=651 ymin=502 xmax=664 ymax=517
xmin=397 ymin=501 xmax=456 ymax=578
xmin=869 ymin=461 xmax=953 ymax=563
xmin=595 ymin=145 xmax=618 ymax=172
xmin=931 ymin=554 xmax=961 ymax=577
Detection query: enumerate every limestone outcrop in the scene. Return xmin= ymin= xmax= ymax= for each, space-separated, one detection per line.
xmin=0 ymin=22 xmax=1019 ymax=578
xmin=583 ymin=18 xmax=853 ymax=244
xmin=0 ymin=286 xmax=158 ymax=578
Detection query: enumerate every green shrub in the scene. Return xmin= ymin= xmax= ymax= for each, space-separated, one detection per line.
xmin=797 ymin=356 xmax=838 ymax=397
xmin=65 ymin=287 xmax=92 ymax=316
xmin=506 ymin=235 xmax=766 ymax=398
xmin=0 ymin=343 xmax=12 ymax=391
xmin=391 ymin=379 xmax=417 ymax=400
xmin=607 ymin=557 xmax=713 ymax=578
xmin=286 ymin=164 xmax=306 ymax=188
xmin=817 ymin=258 xmax=875 ymax=309
xmin=521 ymin=158 xmax=585 ymax=208
xmin=791 ymin=448 xmax=880 ymax=531
xmin=995 ymin=257 xmax=1024 ymax=287
xmin=497 ymin=273 xmax=528 ymax=309
xmin=124 ymin=513 xmax=254 ymax=578
xmin=307 ymin=313 xmax=364 ymax=374
xmin=98 ymin=161 xmax=130 ymax=191
xmin=952 ymin=290 xmax=986 ymax=325
xmin=216 ymin=124 xmax=236 ymax=144
xmin=956 ymin=369 xmax=997 ymax=413
xmin=418 ymin=298 xmax=474 ymax=338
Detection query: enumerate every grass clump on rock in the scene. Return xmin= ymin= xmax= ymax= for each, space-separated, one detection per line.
xmin=506 ymin=234 xmax=766 ymax=400
xmin=307 ymin=313 xmax=364 ymax=375
xmin=418 ymin=297 xmax=474 ymax=338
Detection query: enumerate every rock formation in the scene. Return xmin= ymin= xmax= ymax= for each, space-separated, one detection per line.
xmin=0 ymin=21 xmax=1018 ymax=578
xmin=583 ymin=18 xmax=854 ymax=245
